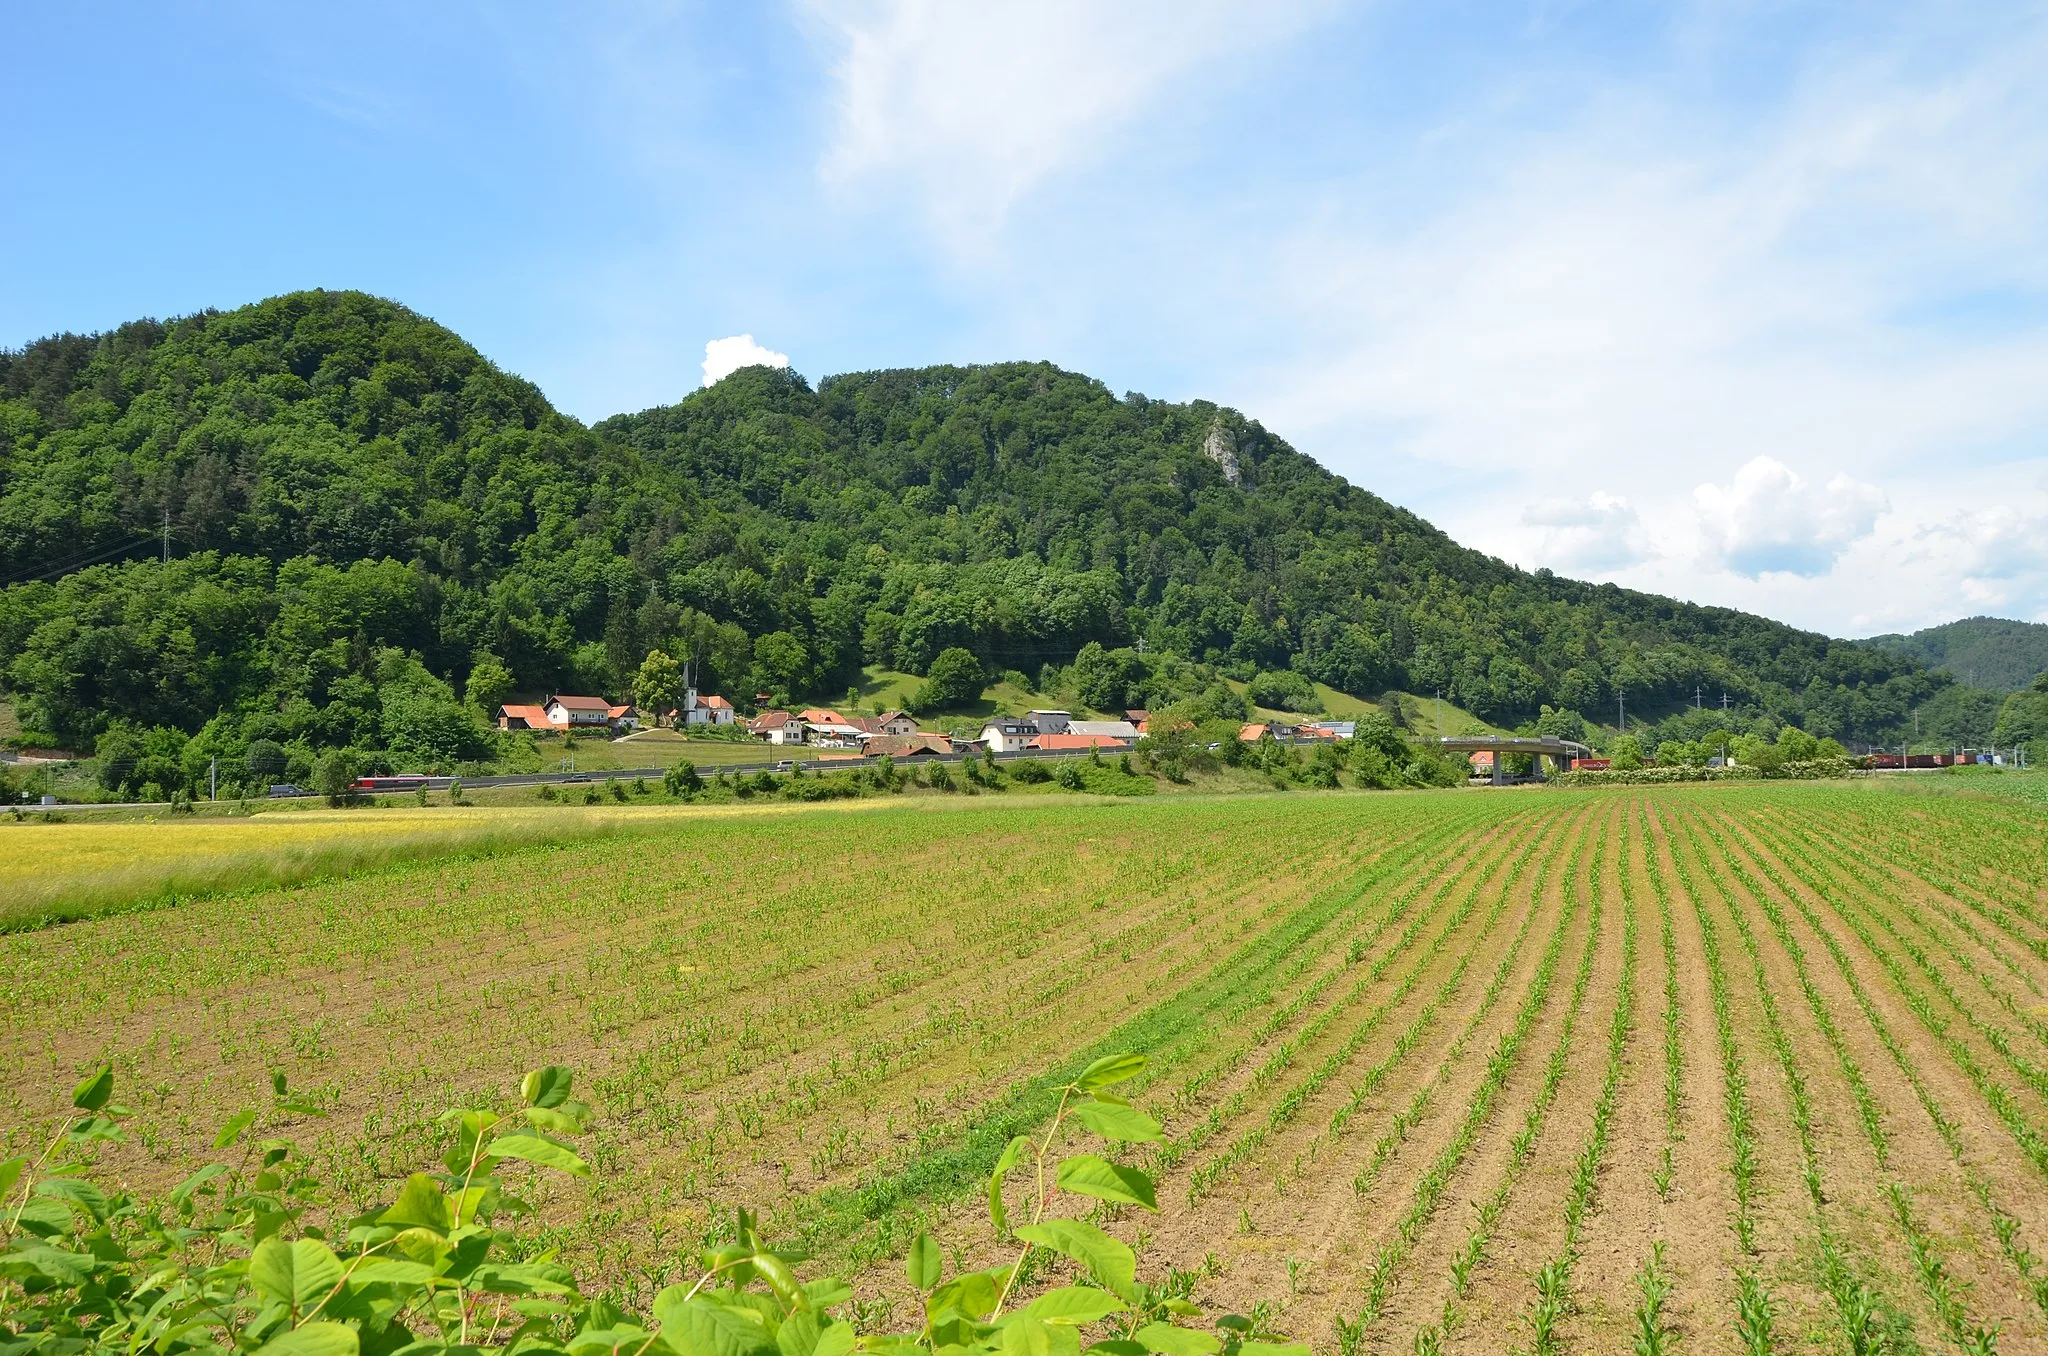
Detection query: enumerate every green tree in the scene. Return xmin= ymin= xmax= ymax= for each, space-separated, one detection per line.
xmin=314 ymin=748 xmax=360 ymax=806
xmin=910 ymin=647 xmax=984 ymax=714
xmin=634 ymin=648 xmax=687 ymax=725
xmin=1611 ymin=734 xmax=1645 ymax=771
xmin=1246 ymin=670 xmax=1322 ymax=713
xmin=465 ymin=653 xmax=515 ymax=717
xmin=752 ymin=630 xmax=814 ymax=698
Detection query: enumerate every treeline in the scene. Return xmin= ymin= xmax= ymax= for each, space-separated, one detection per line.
xmin=0 ymin=289 xmax=1963 ymax=778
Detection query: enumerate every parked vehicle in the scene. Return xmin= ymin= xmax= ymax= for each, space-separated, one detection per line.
xmin=267 ymin=784 xmax=310 ymax=798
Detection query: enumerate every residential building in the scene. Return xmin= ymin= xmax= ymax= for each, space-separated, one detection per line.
xmin=1302 ymin=721 xmax=1355 ymax=740
xmin=498 ymin=704 xmax=555 ymax=732
xmin=606 ymin=704 xmax=640 ymax=732
xmin=873 ymin=710 xmax=918 ymax=736
xmin=1030 ymin=733 xmax=1130 ymax=752
xmin=749 ymin=711 xmax=807 ymax=745
xmin=1025 ymin=709 xmax=1072 ymax=735
xmin=981 ymin=718 xmax=1040 ymax=753
xmin=1066 ymin=719 xmax=1138 ymax=743
xmin=545 ymin=694 xmax=613 ymax=728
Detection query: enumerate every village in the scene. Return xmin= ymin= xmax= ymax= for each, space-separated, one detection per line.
xmin=491 ymin=687 xmax=1364 ymax=758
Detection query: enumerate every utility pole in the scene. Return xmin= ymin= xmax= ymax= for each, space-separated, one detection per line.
xmin=1433 ymin=688 xmax=1444 ymax=740
xmin=1721 ymin=691 xmax=1730 ymax=711
xmin=209 ymin=757 xmax=217 ymax=801
xmin=162 ymin=507 xmax=170 ymax=564
xmin=1617 ymin=690 xmax=1626 ymax=732
xmin=1694 ymin=684 xmax=1703 ymax=710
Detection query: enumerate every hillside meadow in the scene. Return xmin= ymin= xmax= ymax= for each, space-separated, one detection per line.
xmin=4 ymin=782 xmax=2048 ymax=1353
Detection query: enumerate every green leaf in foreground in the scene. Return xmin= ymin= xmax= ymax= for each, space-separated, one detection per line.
xmin=1055 ymin=1155 xmax=1158 ymax=1210
xmin=1069 ymin=1101 xmax=1161 ymax=1143
xmin=71 ymin=1067 xmax=113 ymax=1112
xmin=1014 ymin=1220 xmax=1139 ymax=1302
xmin=252 ymin=1323 xmax=360 ymax=1356
xmin=1132 ymin=1324 xmax=1220 ymax=1356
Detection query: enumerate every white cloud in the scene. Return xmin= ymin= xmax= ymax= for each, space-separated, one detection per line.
xmin=1520 ymin=491 xmax=1647 ymax=570
xmin=1907 ymin=505 xmax=2048 ymax=614
xmin=1690 ymin=457 xmax=1887 ymax=578
xmin=805 ymin=0 xmax=1322 ymax=244
xmin=701 ymin=334 xmax=789 ymax=387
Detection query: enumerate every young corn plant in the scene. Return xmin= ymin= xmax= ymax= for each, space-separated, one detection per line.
xmin=1630 ymin=1242 xmax=1678 ymax=1356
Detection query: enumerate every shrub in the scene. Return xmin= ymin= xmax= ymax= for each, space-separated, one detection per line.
xmin=1010 ymin=759 xmax=1052 ymax=783
xmin=0 ymin=1061 xmax=1302 ymax=1356
xmin=665 ymin=759 xmax=704 ymax=797
xmin=1245 ymin=670 xmax=1322 ymax=714
xmin=1055 ymin=761 xmax=1087 ymax=790
xmin=910 ymin=648 xmax=984 ymax=714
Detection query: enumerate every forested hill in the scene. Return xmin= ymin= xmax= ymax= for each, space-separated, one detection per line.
xmin=0 ymin=289 xmax=1945 ymax=759
xmin=1863 ymin=616 xmax=2048 ymax=691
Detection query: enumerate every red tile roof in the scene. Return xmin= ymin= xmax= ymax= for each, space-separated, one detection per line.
xmin=1030 ymin=733 xmax=1129 ymax=750
xmin=698 ymin=694 xmax=734 ymax=710
xmin=500 ymin=704 xmax=560 ymax=728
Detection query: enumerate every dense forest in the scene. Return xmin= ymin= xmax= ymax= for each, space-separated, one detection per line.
xmin=1863 ymin=616 xmax=2048 ymax=691
xmin=0 ymin=289 xmax=2029 ymax=791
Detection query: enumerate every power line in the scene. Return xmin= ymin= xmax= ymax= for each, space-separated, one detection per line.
xmin=0 ymin=534 xmax=163 ymax=588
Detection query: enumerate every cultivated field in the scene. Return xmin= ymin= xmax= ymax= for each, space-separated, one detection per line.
xmin=4 ymin=784 xmax=2047 ymax=1353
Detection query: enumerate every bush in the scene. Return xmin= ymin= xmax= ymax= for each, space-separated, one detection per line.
xmin=1245 ymin=670 xmax=1322 ymax=714
xmin=314 ymin=749 xmax=361 ymax=807
xmin=0 ymin=1061 xmax=1303 ymax=1356
xmin=1009 ymin=759 xmax=1052 ymax=783
xmin=665 ymin=759 xmax=704 ymax=797
xmin=909 ymin=647 xmax=984 ymax=715
xmin=1055 ymin=761 xmax=1087 ymax=790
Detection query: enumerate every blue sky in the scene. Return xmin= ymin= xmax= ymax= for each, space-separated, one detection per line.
xmin=8 ymin=2 xmax=2048 ymax=636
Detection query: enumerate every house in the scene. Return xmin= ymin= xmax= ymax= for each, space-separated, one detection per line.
xmin=679 ymin=690 xmax=736 ymax=728
xmin=1303 ymin=721 xmax=1355 ymax=740
xmin=1030 ymin=733 xmax=1130 ymax=752
xmin=981 ymin=717 xmax=1041 ymax=753
xmin=798 ymin=708 xmax=844 ymax=726
xmin=606 ymin=704 xmax=641 ymax=732
xmin=546 ymin=694 xmax=614 ymax=728
xmin=1124 ymin=709 xmax=1150 ymax=727
xmin=873 ymin=710 xmax=918 ymax=736
xmin=1025 ymin=710 xmax=1073 ymax=735
xmin=1239 ymin=721 xmax=1290 ymax=742
xmin=749 ymin=711 xmax=807 ymax=745
xmin=863 ymin=733 xmax=955 ymax=759
xmin=498 ymin=704 xmax=557 ymax=732
xmin=1066 ymin=719 xmax=1138 ymax=743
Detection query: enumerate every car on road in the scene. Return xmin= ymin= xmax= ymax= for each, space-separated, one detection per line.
xmin=266 ymin=784 xmax=310 ymax=798
xmin=563 ymin=774 xmax=591 ymax=783
xmin=773 ymin=760 xmax=795 ymax=772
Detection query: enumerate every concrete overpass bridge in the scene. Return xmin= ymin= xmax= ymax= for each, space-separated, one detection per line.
xmin=1428 ymin=735 xmax=1591 ymax=783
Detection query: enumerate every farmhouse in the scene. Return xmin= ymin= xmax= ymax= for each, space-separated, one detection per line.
xmin=749 ymin=711 xmax=807 ymax=745
xmin=546 ymin=694 xmax=613 ymax=728
xmin=498 ymin=697 xmax=635 ymax=733
xmin=497 ymin=704 xmax=555 ymax=732
xmin=1025 ymin=709 xmax=1073 ymax=735
xmin=980 ymin=717 xmax=1040 ymax=753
